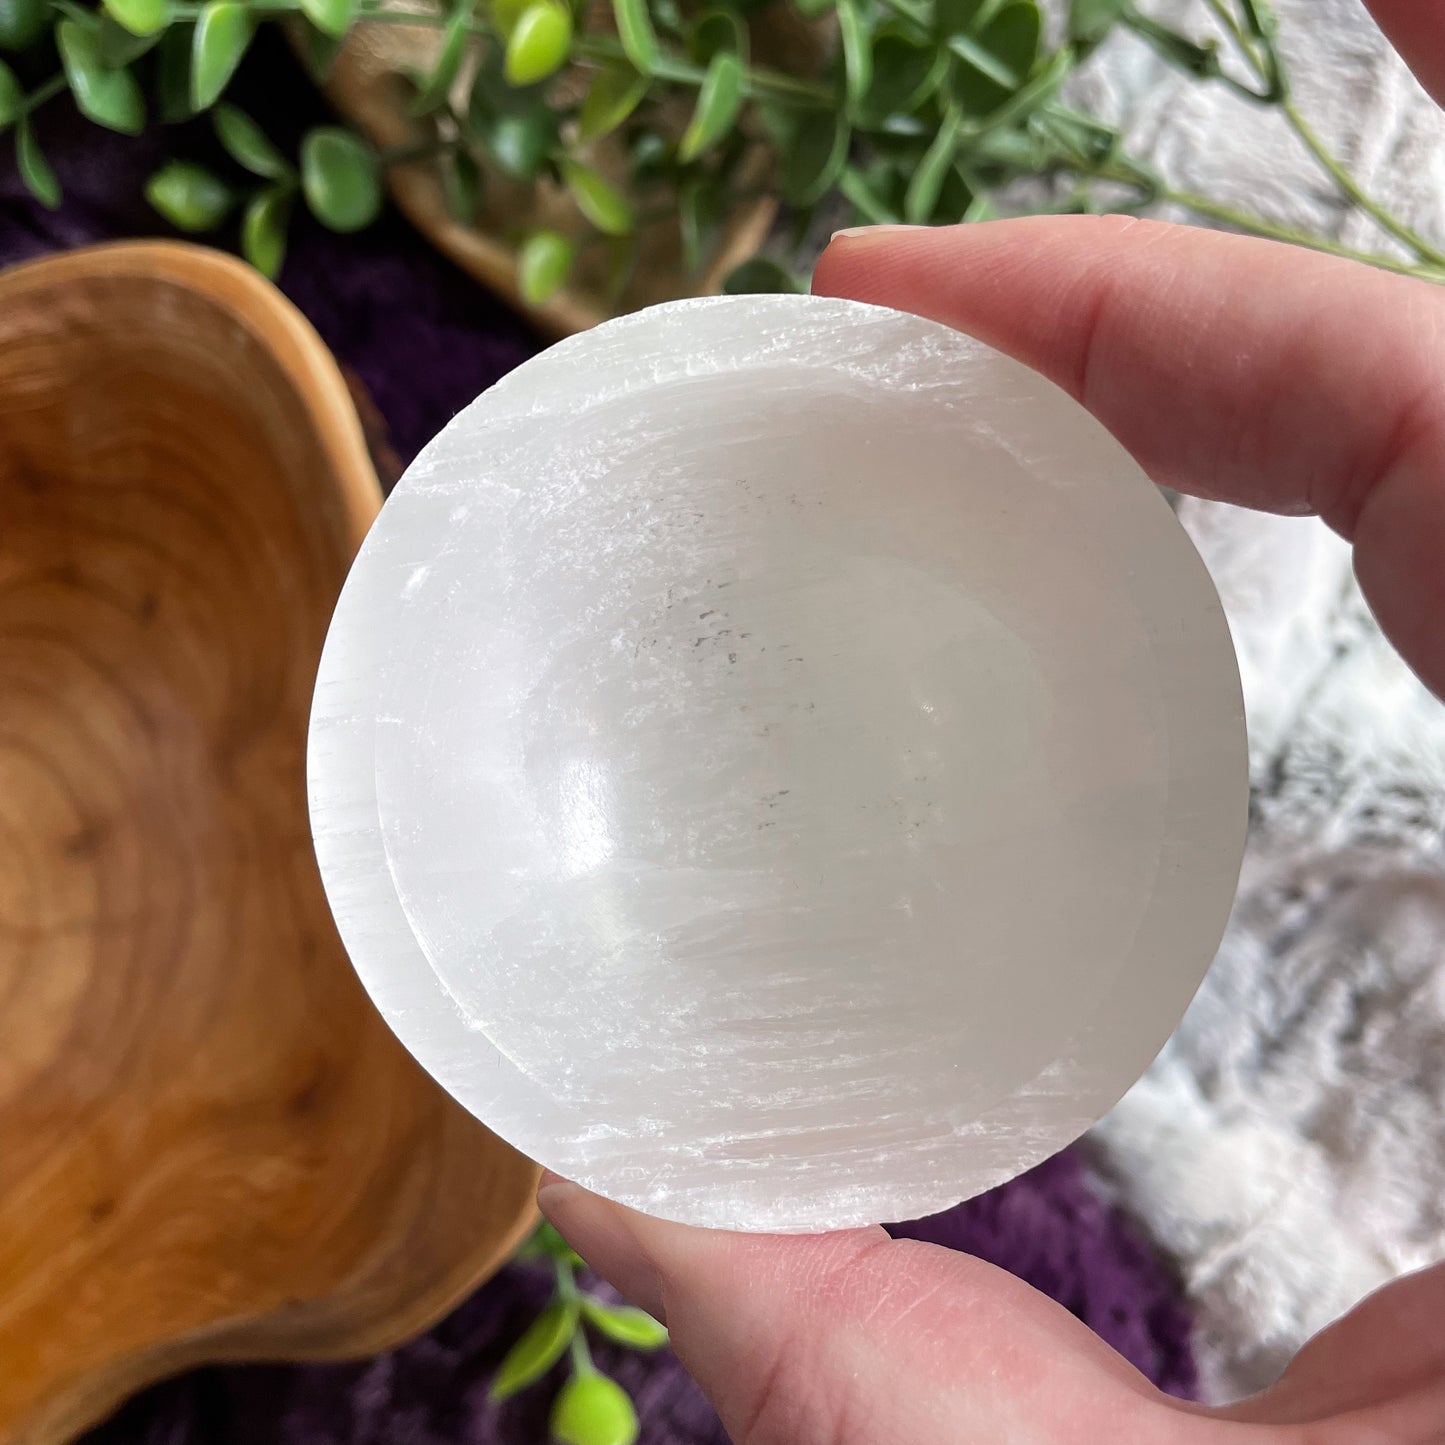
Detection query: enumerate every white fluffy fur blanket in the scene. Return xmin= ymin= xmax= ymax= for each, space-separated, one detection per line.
xmin=1079 ymin=0 xmax=1445 ymax=1402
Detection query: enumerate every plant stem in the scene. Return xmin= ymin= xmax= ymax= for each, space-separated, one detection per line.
xmin=569 ymin=1328 xmax=594 ymax=1374
xmin=1123 ymin=7 xmax=1272 ymax=103
xmin=555 ymin=1259 xmax=595 ymax=1374
xmin=1199 ymin=0 xmax=1441 ymax=260
xmin=838 ymin=166 xmax=899 ymax=224
xmin=1202 ymin=0 xmax=1249 ymax=51
xmin=1123 ymin=1 xmax=1445 ymax=274
xmin=572 ymin=32 xmax=832 ymax=104
xmin=555 ymin=1256 xmax=580 ymax=1303
xmin=23 ymin=74 xmax=65 ymax=113
xmin=381 ymin=136 xmax=453 ymax=165
xmin=1281 ymin=98 xmax=1445 ymax=266
xmin=873 ymin=0 xmax=929 ymax=31
xmin=948 ymin=33 xmax=1020 ymax=89
xmin=960 ymin=46 xmax=1072 ymax=142
xmin=1162 ymin=185 xmax=1445 ymax=280
xmin=1201 ymin=0 xmax=1280 ymax=94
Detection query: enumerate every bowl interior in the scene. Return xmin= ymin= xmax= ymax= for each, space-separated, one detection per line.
xmin=0 ymin=243 xmax=537 ymax=1445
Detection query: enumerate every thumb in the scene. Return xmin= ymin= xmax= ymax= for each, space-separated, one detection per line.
xmin=538 ymin=1177 xmax=1213 ymax=1445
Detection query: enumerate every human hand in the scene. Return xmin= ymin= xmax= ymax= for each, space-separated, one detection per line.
xmin=543 ymin=6 xmax=1445 ymax=1440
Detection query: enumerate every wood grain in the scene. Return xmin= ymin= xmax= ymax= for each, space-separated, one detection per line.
xmin=0 ymin=242 xmax=539 ymax=1445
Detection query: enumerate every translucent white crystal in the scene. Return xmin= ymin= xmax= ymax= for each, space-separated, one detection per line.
xmin=308 ymin=294 xmax=1246 ymax=1232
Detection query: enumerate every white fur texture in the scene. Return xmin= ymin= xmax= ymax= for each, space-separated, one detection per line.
xmin=1077 ymin=0 xmax=1445 ymax=1402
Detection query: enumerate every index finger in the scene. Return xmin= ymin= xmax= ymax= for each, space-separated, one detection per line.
xmin=814 ymin=217 xmax=1445 ymax=698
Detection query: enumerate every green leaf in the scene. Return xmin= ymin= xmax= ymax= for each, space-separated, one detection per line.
xmin=15 ymin=117 xmax=58 ymax=206
xmin=241 ymin=183 xmax=290 ymax=277
xmin=515 ymin=226 xmax=573 ymax=306
xmin=610 ymin=0 xmax=656 ymax=75
xmin=781 ymin=110 xmax=848 ymax=206
xmin=467 ymin=39 xmax=516 ymax=121
xmin=1236 ymin=0 xmax=1275 ymax=40
xmin=191 ymin=1 xmax=253 ymax=108
xmin=1067 ymin=0 xmax=1125 ymax=43
xmin=550 ymin=1372 xmax=639 ymax=1445
xmin=687 ymin=7 xmax=744 ymax=64
xmin=0 ymin=56 xmax=19 ymax=126
xmin=577 ymin=60 xmax=647 ymax=142
xmin=214 ymin=103 xmax=289 ymax=178
xmin=494 ymin=111 xmax=557 ymax=175
xmin=860 ymin=24 xmax=945 ymax=120
xmin=678 ymin=49 xmax=741 ymax=162
xmin=101 ymin=0 xmax=165 ymax=36
xmin=504 ymin=0 xmax=571 ymax=85
xmin=581 ymin=1299 xmax=669 ymax=1350
xmin=1129 ymin=16 xmax=1219 ymax=78
xmin=791 ymin=0 xmax=832 ymax=19
xmin=837 ymin=164 xmax=899 ymax=225
xmin=515 ymin=1220 xmax=584 ymax=1264
xmin=648 ymin=0 xmax=682 ymax=35
xmin=298 ymin=0 xmax=355 ymax=37
xmin=156 ymin=21 xmax=196 ymax=118
xmin=677 ymin=173 xmax=723 ymax=273
xmin=722 ymin=256 xmax=800 ymax=294
xmin=968 ymin=41 xmax=1069 ymax=128
xmin=58 ymin=20 xmax=145 ymax=133
xmin=964 ymin=188 xmax=995 ymax=221
xmin=935 ymin=0 xmax=983 ymax=35
xmin=489 ymin=1301 xmax=578 ymax=1401
xmin=951 ymin=0 xmax=1038 ymax=111
xmin=753 ymin=98 xmax=788 ymax=144
xmin=482 ymin=100 xmax=557 ymax=177
xmin=300 ymin=125 xmax=381 ymax=231
xmin=146 ymin=159 xmax=232 ymax=230
xmin=0 ymin=0 xmax=46 ymax=51
xmin=935 ymin=160 xmax=973 ymax=221
xmin=414 ymin=3 xmax=471 ymax=112
xmin=441 ymin=144 xmax=482 ymax=221
xmin=836 ymin=0 xmax=870 ymax=104
xmin=561 ymin=158 xmax=632 ymax=235
xmin=98 ymin=14 xmax=161 ymax=66
xmin=491 ymin=0 xmax=529 ymax=37
xmin=297 ymin=16 xmax=345 ymax=79
xmin=1034 ymin=106 xmax=1116 ymax=166
xmin=971 ymin=0 xmax=1040 ymax=88
xmin=969 ymin=120 xmax=1044 ymax=167
xmin=517 ymin=225 xmax=572 ymax=304
xmin=903 ymin=103 xmax=959 ymax=222
xmin=982 ymin=2 xmax=1040 ymax=77
xmin=861 ymin=155 xmax=908 ymax=213
xmin=627 ymin=125 xmax=671 ymax=184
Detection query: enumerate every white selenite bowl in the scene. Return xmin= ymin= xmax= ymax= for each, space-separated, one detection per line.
xmin=308 ymin=293 xmax=1247 ymax=1232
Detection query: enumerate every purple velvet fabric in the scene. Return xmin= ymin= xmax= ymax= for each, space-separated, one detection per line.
xmin=3 ymin=55 xmax=1196 ymax=1439
xmin=74 ymin=1153 xmax=1193 ymax=1445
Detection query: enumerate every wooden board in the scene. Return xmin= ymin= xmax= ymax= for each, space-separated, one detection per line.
xmin=0 ymin=242 xmax=539 ymax=1445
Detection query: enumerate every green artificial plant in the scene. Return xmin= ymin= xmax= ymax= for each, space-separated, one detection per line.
xmin=2 ymin=0 xmax=1442 ymax=300
xmin=500 ymin=1221 xmax=670 ymax=1445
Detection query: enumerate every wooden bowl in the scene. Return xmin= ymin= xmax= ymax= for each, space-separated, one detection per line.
xmin=0 ymin=242 xmax=539 ymax=1445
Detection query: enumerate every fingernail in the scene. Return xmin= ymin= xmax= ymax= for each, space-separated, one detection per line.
xmin=537 ymin=1174 xmax=668 ymax=1325
xmin=829 ymin=224 xmax=923 ymax=243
